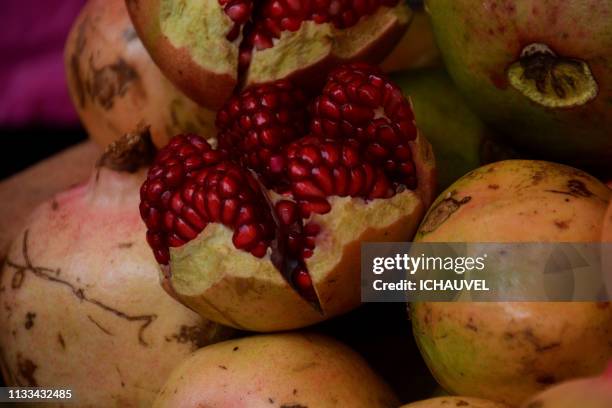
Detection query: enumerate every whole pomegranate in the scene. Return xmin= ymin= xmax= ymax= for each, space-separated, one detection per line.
xmin=426 ymin=0 xmax=612 ymax=171
xmin=401 ymin=396 xmax=509 ymax=408
xmin=411 ymin=160 xmax=612 ymax=406
xmin=520 ymin=363 xmax=612 ymax=408
xmin=139 ymin=63 xmax=436 ymax=331
xmin=65 ymin=0 xmax=216 ymax=148
xmin=153 ymin=333 xmax=399 ymax=407
xmin=392 ymin=68 xmax=517 ymax=191
xmin=126 ymin=0 xmax=412 ymax=109
xmin=0 ymin=131 xmax=233 ymax=407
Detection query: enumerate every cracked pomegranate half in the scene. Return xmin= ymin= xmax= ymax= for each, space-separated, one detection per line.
xmin=126 ymin=0 xmax=412 ymax=109
xmin=139 ymin=63 xmax=436 ymax=331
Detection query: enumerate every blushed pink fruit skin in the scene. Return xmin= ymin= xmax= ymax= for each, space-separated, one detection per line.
xmin=520 ymin=362 xmax=612 ymax=408
xmin=0 ymin=165 xmax=232 ymax=407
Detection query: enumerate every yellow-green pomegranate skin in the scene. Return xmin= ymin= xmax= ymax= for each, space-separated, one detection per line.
xmin=411 ymin=160 xmax=612 ymax=407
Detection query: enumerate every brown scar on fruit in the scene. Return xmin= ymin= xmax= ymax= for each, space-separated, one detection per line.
xmin=88 ymin=57 xmax=140 ymax=110
xmin=554 ymin=220 xmax=570 ymax=229
xmin=57 ymin=333 xmax=66 ymax=350
xmin=24 ymin=312 xmax=36 ymax=330
xmin=546 ymin=179 xmax=593 ymax=198
xmin=419 ymin=194 xmax=472 ymax=234
xmin=165 ymin=324 xmax=211 ymax=351
xmin=116 ymin=366 xmax=126 ymax=388
xmin=456 ymin=401 xmax=469 ymax=407
xmin=5 ymin=230 xmax=158 ymax=346
xmin=16 ymin=353 xmax=38 ymax=386
xmin=280 ymin=404 xmax=308 ymax=408
xmin=117 ymin=242 xmax=134 ymax=249
xmin=87 ymin=315 xmax=114 ymax=336
xmin=522 ymin=328 xmax=561 ymax=353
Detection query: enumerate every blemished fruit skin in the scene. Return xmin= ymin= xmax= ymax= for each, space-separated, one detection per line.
xmin=393 ymin=68 xmax=517 ymax=191
xmin=411 ymin=160 xmax=612 ymax=407
xmin=401 ymin=396 xmax=510 ymax=408
xmin=425 ymin=0 xmax=612 ymax=171
xmin=520 ymin=364 xmax=612 ymax=408
xmin=153 ymin=333 xmax=400 ymax=408
xmin=0 ymin=136 xmax=232 ymax=407
xmin=65 ymin=0 xmax=216 ymax=149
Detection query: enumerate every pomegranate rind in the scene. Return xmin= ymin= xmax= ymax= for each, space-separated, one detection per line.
xmin=520 ymin=371 xmax=612 ymax=408
xmin=66 ymin=0 xmax=216 ymax=148
xmin=0 ymin=167 xmax=233 ymax=406
xmin=126 ymin=0 xmax=238 ymax=109
xmin=165 ymin=133 xmax=434 ymax=332
xmin=245 ymin=4 xmax=412 ymax=89
xmin=411 ymin=160 xmax=612 ymax=406
xmin=399 ymin=396 xmax=509 ymax=408
xmin=153 ymin=333 xmax=399 ymax=408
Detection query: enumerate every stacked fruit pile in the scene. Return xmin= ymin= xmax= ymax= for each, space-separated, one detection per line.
xmin=0 ymin=0 xmax=611 ymax=407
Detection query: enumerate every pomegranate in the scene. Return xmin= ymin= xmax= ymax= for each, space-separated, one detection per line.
xmin=139 ymin=63 xmax=436 ymax=331
xmin=401 ymin=396 xmax=509 ymax=408
xmin=426 ymin=0 xmax=612 ymax=171
xmin=411 ymin=160 xmax=612 ymax=406
xmin=126 ymin=0 xmax=412 ymax=109
xmin=0 ymin=131 xmax=233 ymax=407
xmin=392 ymin=68 xmax=517 ymax=191
xmin=520 ymin=363 xmax=612 ymax=408
xmin=0 ymin=142 xmax=100 ymax=261
xmin=153 ymin=333 xmax=399 ymax=407
xmin=65 ymin=0 xmax=216 ymax=149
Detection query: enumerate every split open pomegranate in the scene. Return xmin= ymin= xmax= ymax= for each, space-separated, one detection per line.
xmin=139 ymin=63 xmax=436 ymax=331
xmin=126 ymin=0 xmax=412 ymax=109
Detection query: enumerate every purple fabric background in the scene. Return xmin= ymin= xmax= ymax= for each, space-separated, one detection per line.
xmin=0 ymin=0 xmax=86 ymax=126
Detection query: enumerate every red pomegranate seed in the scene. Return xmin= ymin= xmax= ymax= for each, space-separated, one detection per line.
xmin=311 ymin=63 xmax=418 ymax=188
xmin=216 ymin=80 xmax=308 ymax=184
xmin=140 ymin=135 xmax=273 ymax=264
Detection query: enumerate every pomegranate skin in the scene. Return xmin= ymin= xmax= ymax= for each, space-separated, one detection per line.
xmin=153 ymin=333 xmax=400 ymax=408
xmin=411 ymin=160 xmax=612 ymax=406
xmin=520 ymin=364 xmax=612 ymax=408
xmin=65 ymin=0 xmax=216 ymax=149
xmin=400 ymin=396 xmax=509 ymax=408
xmin=0 ymin=139 xmax=232 ymax=407
xmin=426 ymin=0 xmax=612 ymax=172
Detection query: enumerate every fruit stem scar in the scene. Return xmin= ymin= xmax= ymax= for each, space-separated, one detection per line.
xmin=5 ymin=230 xmax=158 ymax=346
xmin=507 ymin=42 xmax=598 ymax=108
